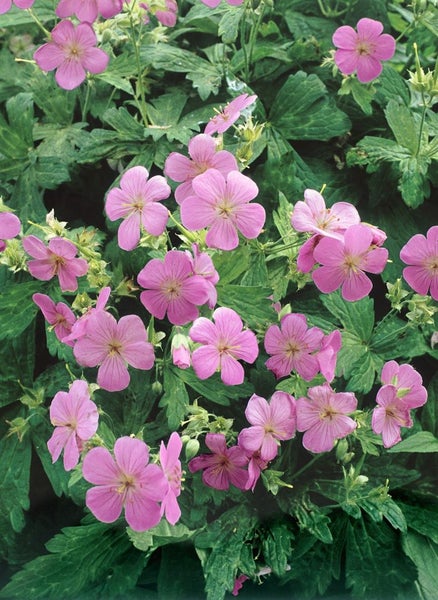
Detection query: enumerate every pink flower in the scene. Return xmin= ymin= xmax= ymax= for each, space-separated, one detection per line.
xmin=0 ymin=212 xmax=21 ymax=252
xmin=180 ymin=169 xmax=265 ymax=251
xmin=264 ymin=313 xmax=324 ymax=380
xmin=296 ymin=383 xmax=357 ymax=453
xmin=204 ymin=93 xmax=256 ymax=135
xmin=56 ymin=0 xmax=122 ymax=23
xmin=159 ymin=432 xmax=183 ymax=525
xmin=47 ymin=380 xmax=99 ymax=471
xmin=186 ymin=243 xmax=219 ymax=308
xmin=400 ymin=226 xmax=438 ymax=301
xmin=317 ymin=330 xmax=342 ymax=383
xmin=105 ymin=166 xmax=170 ymax=251
xmin=188 ymin=433 xmax=248 ymax=490
xmin=380 ymin=360 xmax=427 ymax=409
xmin=138 ymin=250 xmax=210 ymax=326
xmin=164 ymin=134 xmax=238 ymax=205
xmin=296 ymin=235 xmax=321 ymax=273
xmin=244 ymin=451 xmax=268 ymax=492
xmin=0 ymin=0 xmax=34 ymax=14
xmin=171 ymin=331 xmax=191 ymax=369
xmin=23 ymin=235 xmax=88 ymax=292
xmin=238 ymin=392 xmax=296 ymax=461
xmin=34 ymin=20 xmax=109 ymax=91
xmin=232 ymin=574 xmax=249 ymax=596
xmin=140 ymin=0 xmax=178 ymax=26
xmin=312 ymin=224 xmax=388 ymax=301
xmin=73 ymin=311 xmax=155 ymax=392
xmin=65 ymin=286 xmax=111 ymax=343
xmin=332 ymin=18 xmax=396 ymax=83
xmin=371 ymin=385 xmax=413 ymax=448
xmin=189 ymin=307 xmax=259 ymax=386
xmin=82 ymin=436 xmax=168 ymax=531
xmin=33 ymin=293 xmax=76 ymax=346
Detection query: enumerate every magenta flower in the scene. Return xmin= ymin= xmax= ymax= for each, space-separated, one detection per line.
xmin=296 ymin=384 xmax=357 ymax=453
xmin=56 ymin=0 xmax=122 ymax=23
xmin=232 ymin=575 xmax=249 ymax=597
xmin=186 ymin=243 xmax=219 ymax=309
xmin=138 ymin=250 xmax=210 ymax=326
xmin=159 ymin=432 xmax=183 ymax=525
xmin=371 ymin=385 xmax=413 ymax=448
xmin=105 ymin=166 xmax=170 ymax=252
xmin=317 ymin=329 xmax=342 ymax=383
xmin=82 ymin=436 xmax=168 ymax=531
xmin=0 ymin=0 xmax=34 ymax=14
xmin=380 ymin=360 xmax=427 ymax=409
xmin=180 ymin=169 xmax=265 ymax=251
xmin=238 ymin=392 xmax=296 ymax=461
xmin=65 ymin=286 xmax=111 ymax=343
xmin=332 ymin=18 xmax=396 ymax=83
xmin=34 ymin=20 xmax=109 ymax=91
xmin=264 ymin=313 xmax=324 ymax=380
xmin=23 ymin=235 xmax=88 ymax=292
xmin=188 ymin=433 xmax=248 ymax=490
xmin=189 ymin=307 xmax=259 ymax=386
xmin=400 ymin=226 xmax=438 ymax=301
xmin=73 ymin=311 xmax=155 ymax=392
xmin=164 ymin=134 xmax=238 ymax=205
xmin=204 ymin=93 xmax=256 ymax=135
xmin=0 ymin=212 xmax=21 ymax=252
xmin=312 ymin=224 xmax=388 ymax=301
xmin=47 ymin=380 xmax=99 ymax=471
xmin=33 ymin=293 xmax=76 ymax=346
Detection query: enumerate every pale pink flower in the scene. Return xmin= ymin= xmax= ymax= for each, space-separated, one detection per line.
xmin=296 ymin=383 xmax=357 ymax=453
xmin=82 ymin=436 xmax=168 ymax=531
xmin=34 ymin=20 xmax=109 ymax=91
xmin=23 ymin=235 xmax=88 ymax=292
xmin=0 ymin=0 xmax=34 ymax=14
xmin=400 ymin=226 xmax=438 ymax=301
xmin=204 ymin=93 xmax=256 ymax=135
xmin=332 ymin=18 xmax=396 ymax=83
xmin=317 ymin=329 xmax=342 ymax=383
xmin=189 ymin=307 xmax=259 ymax=386
xmin=33 ymin=293 xmax=76 ymax=346
xmin=105 ymin=166 xmax=170 ymax=252
xmin=371 ymin=385 xmax=413 ymax=448
xmin=159 ymin=432 xmax=183 ymax=525
xmin=264 ymin=313 xmax=324 ymax=380
xmin=188 ymin=433 xmax=248 ymax=490
xmin=56 ymin=0 xmax=122 ymax=23
xmin=180 ymin=169 xmax=265 ymax=251
xmin=186 ymin=243 xmax=219 ymax=308
xmin=65 ymin=286 xmax=111 ymax=343
xmin=0 ymin=212 xmax=21 ymax=252
xmin=238 ymin=392 xmax=296 ymax=461
xmin=312 ymin=224 xmax=388 ymax=301
xmin=47 ymin=380 xmax=99 ymax=471
xmin=138 ymin=250 xmax=210 ymax=326
xmin=140 ymin=0 xmax=178 ymax=26
xmin=380 ymin=360 xmax=427 ymax=409
xmin=164 ymin=134 xmax=238 ymax=205
xmin=73 ymin=311 xmax=155 ymax=392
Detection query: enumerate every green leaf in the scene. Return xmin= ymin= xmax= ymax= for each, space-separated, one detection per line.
xmin=240 ymin=250 xmax=269 ymax=286
xmin=320 ymin=292 xmax=374 ymax=341
xmin=402 ymin=532 xmax=438 ymax=600
xmin=398 ymin=502 xmax=438 ymax=544
xmin=218 ymin=5 xmax=245 ymax=43
xmin=353 ymin=136 xmax=411 ymax=164
xmin=384 ymin=100 xmax=419 ymax=153
xmin=370 ymin=317 xmax=430 ymax=360
xmin=261 ymin=521 xmax=294 ymax=576
xmin=376 ymin=64 xmax=410 ymax=107
xmin=128 ymin=520 xmax=195 ymax=552
xmin=0 ymin=324 xmax=36 ymax=407
xmin=144 ymin=92 xmax=198 ymax=144
xmin=269 ymin=72 xmax=351 ymax=141
xmin=216 ymin=284 xmax=276 ymax=330
xmin=398 ymin=157 xmax=430 ymax=208
xmin=6 ymin=92 xmax=34 ymax=148
xmin=9 ymin=166 xmax=46 ymax=223
xmin=346 ymin=351 xmax=381 ymax=394
xmin=159 ymin=366 xmax=190 ymax=430
xmin=0 ymin=280 xmax=40 ymax=340
xmin=212 ymin=245 xmax=250 ymax=285
xmin=421 ymin=374 xmax=438 ymax=437
xmin=292 ymin=500 xmax=333 ymax=544
xmin=387 ymin=431 xmax=438 ymax=453
xmin=172 ymin=366 xmax=253 ymax=406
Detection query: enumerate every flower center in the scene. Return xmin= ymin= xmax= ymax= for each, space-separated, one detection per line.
xmin=51 ymin=254 xmax=66 ymax=274
xmin=285 ymin=342 xmax=301 ymax=357
xmin=216 ymin=200 xmax=234 ymax=219
xmin=343 ymin=253 xmax=361 ymax=273
xmin=65 ymin=42 xmax=84 ymax=61
xmin=116 ymin=474 xmax=136 ymax=498
xmin=356 ymin=41 xmax=373 ymax=56
xmin=161 ymin=279 xmax=182 ymax=300
xmin=108 ymin=340 xmax=123 ymax=356
xmin=320 ymin=406 xmax=337 ymax=421
xmin=425 ymin=256 xmax=438 ymax=275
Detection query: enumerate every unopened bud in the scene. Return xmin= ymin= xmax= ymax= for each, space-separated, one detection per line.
xmin=185 ymin=438 xmax=200 ymax=460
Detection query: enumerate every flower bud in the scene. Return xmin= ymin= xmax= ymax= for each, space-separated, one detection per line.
xmin=185 ymin=438 xmax=200 ymax=461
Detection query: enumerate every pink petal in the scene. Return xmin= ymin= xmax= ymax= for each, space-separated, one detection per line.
xmin=312 ymin=265 xmax=345 ymax=294
xmin=125 ymin=493 xmax=161 ymax=531
xmin=22 ymin=235 xmax=48 ymax=259
xmin=82 ymin=47 xmax=109 ymax=75
xmin=225 ymin=170 xmax=259 ymax=205
xmin=302 ymin=421 xmax=337 ymax=453
xmin=332 ymin=25 xmax=358 ymax=50
xmin=118 ymin=213 xmax=141 ymax=251
xmin=85 ymin=485 xmax=123 ymax=523
xmin=341 ymin=270 xmax=372 ymax=301
xmin=34 ymin=43 xmax=65 ymax=71
xmin=27 ymin=259 xmax=55 ymax=282
xmin=82 ymin=446 xmax=120 ymax=485
xmin=356 ymin=55 xmax=383 ymax=83
xmin=188 ymin=133 xmax=216 ymax=163
xmin=55 ymin=60 xmax=87 ymax=91
xmin=205 ymin=433 xmax=227 ymax=454
xmin=206 ymin=217 xmax=239 ymax=250
xmin=141 ymin=202 xmax=169 ymax=236
xmin=400 ymin=233 xmax=429 ymax=264
xmin=180 ymin=195 xmax=215 ymax=230
xmin=356 ymin=18 xmax=383 ymax=40
xmin=0 ymin=213 xmax=20 ymax=239
xmin=403 ymin=266 xmax=432 ymax=295
xmin=235 ymin=203 xmax=266 ymax=239
xmin=373 ymin=34 xmax=396 ymax=60
xmin=191 ymin=345 xmax=220 ymax=379
xmin=113 ymin=436 xmax=149 ymax=475
xmin=62 ymin=432 xmax=80 ymax=470
xmin=97 ymin=354 xmax=130 ymax=391
xmin=238 ymin=425 xmax=265 ymax=453
xmin=220 ymin=353 xmax=245 ymax=385
xmin=164 ymin=152 xmax=192 ymax=182
xmin=47 ymin=427 xmax=70 ymax=464
xmin=245 ymin=394 xmax=271 ymax=426
xmin=334 ymin=49 xmax=359 ymax=76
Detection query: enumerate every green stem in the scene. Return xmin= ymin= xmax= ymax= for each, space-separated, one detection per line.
xmin=247 ymin=1 xmax=266 ymax=77
xmin=415 ymin=90 xmax=427 ymax=157
xmin=291 ymin=454 xmax=321 ymax=480
xmin=81 ymin=79 xmax=92 ymax=122
xmin=240 ymin=10 xmax=250 ymax=81
xmin=26 ymin=7 xmax=51 ymax=37
xmin=167 ymin=212 xmax=199 ymax=244
xmin=126 ymin=6 xmax=149 ymax=126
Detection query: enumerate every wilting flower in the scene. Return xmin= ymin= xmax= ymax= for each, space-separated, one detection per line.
xmin=190 ymin=307 xmax=259 ymax=386
xmin=188 ymin=433 xmax=248 ymax=490
xmin=164 ymin=133 xmax=238 ymax=205
xmin=82 ymin=436 xmax=168 ymax=531
xmin=180 ymin=168 xmax=265 ymax=251
xmin=47 ymin=380 xmax=99 ymax=471
xmin=332 ymin=18 xmax=396 ymax=83
xmin=296 ymin=383 xmax=357 ymax=453
xmin=204 ymin=93 xmax=257 ymax=135
xmin=34 ymin=20 xmax=109 ymax=90
xmin=73 ymin=311 xmax=155 ymax=392
xmin=0 ymin=0 xmax=34 ymax=14
xmin=138 ymin=250 xmax=210 ymax=326
xmin=23 ymin=235 xmax=88 ymax=292
xmin=105 ymin=166 xmax=170 ymax=251
xmin=33 ymin=293 xmax=76 ymax=346
xmin=244 ymin=451 xmax=268 ymax=492
xmin=371 ymin=385 xmax=414 ymax=448
xmin=380 ymin=360 xmax=427 ymax=409
xmin=400 ymin=226 xmax=438 ymax=301
xmin=159 ymin=432 xmax=183 ymax=525
xmin=56 ymin=0 xmax=122 ymax=23
xmin=0 ymin=212 xmax=21 ymax=251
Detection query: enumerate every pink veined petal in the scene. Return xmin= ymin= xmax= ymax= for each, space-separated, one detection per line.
xmin=296 ymin=398 xmax=320 ymax=432
xmin=265 ymin=354 xmax=293 ymax=379
xmin=297 ymin=236 xmax=320 ymax=272
xmin=136 ymin=463 xmax=168 ymax=501
xmin=356 ymin=55 xmax=383 ymax=83
xmin=363 ymin=247 xmax=388 ymax=274
xmin=200 ymin=0 xmax=221 ymax=7
xmin=180 ymin=195 xmax=215 ymax=231
xmin=403 ymin=266 xmax=432 ymax=296
xmin=312 ymin=265 xmax=346 ymax=294
xmin=140 ymin=289 xmax=169 ymax=320
xmin=400 ymin=233 xmax=429 ymax=264
xmin=62 ymin=432 xmax=80 ymax=471
xmin=188 ymin=454 xmax=216 ymax=473
xmin=166 ymin=295 xmax=200 ymax=325
xmin=75 ymin=22 xmax=98 ymax=47
xmin=212 ymin=306 xmax=243 ymax=338
xmin=22 ymin=235 xmax=49 ymax=259
xmin=380 ymin=360 xmax=399 ymax=385
xmin=49 ymin=390 xmax=74 ymax=426
xmin=117 ymin=314 xmax=149 ymax=346
xmin=334 ymin=49 xmax=359 ymax=75
xmin=211 ymin=150 xmax=238 ymax=174
xmin=118 ymin=212 xmax=141 ymax=251
xmin=164 ymin=152 xmax=192 ymax=182
xmin=263 ymin=323 xmax=284 ymax=355
xmin=97 ymin=0 xmax=123 ymax=19
xmin=119 ymin=165 xmax=149 ymax=197
xmin=225 ymin=170 xmax=259 ymax=205
xmin=175 ymin=181 xmax=194 ymax=205
xmin=51 ymin=19 xmax=76 ymax=44
xmin=343 ymin=224 xmax=373 ymax=256
xmin=245 ymin=394 xmax=271 ymax=426
xmin=125 ymin=493 xmax=161 ymax=531
xmin=97 ymin=354 xmax=130 ymax=392
xmin=27 ymin=259 xmax=55 ymax=282
xmin=188 ymin=133 xmax=216 ymax=163
xmin=122 ymin=340 xmax=155 ymax=371
xmin=341 ymin=269 xmax=372 ymax=301
xmin=160 ymin=432 xmax=183 ymax=469
xmin=313 ymin=236 xmax=345 ymax=266
xmin=302 ymin=420 xmax=337 ymax=453
xmin=0 ymin=0 xmax=13 ymax=11
xmin=191 ymin=168 xmax=227 ymax=202
xmin=429 ymin=276 xmax=438 ymax=301
xmin=47 ymin=427 xmax=70 ymax=464
xmin=113 ymin=436 xmax=149 ymax=475
xmin=143 ymin=175 xmax=171 ymax=202
xmin=189 ymin=316 xmax=219 ymax=345
xmin=231 ymin=330 xmax=259 ymax=363
xmin=82 ymin=47 xmax=109 ymax=75
xmin=203 ymin=464 xmax=230 ymax=490
xmin=180 ymin=275 xmax=209 ymax=306
xmin=162 ymin=489 xmax=181 ymax=525
xmin=205 ymin=433 xmax=228 ymax=454
xmin=259 ymin=434 xmax=279 ymax=462
xmin=191 ymin=345 xmax=220 ymax=380
xmin=380 ymin=417 xmax=403 ymax=448
xmin=33 ymin=293 xmax=57 ymax=323
xmin=73 ymin=336 xmax=109 ymax=368
xmin=373 ymin=33 xmax=396 ymax=60
xmin=82 ymin=446 xmax=120 ymax=485
xmin=75 ymin=0 xmax=98 ymax=22
xmin=238 ymin=426 xmax=266 ymax=453
xmin=141 ymin=202 xmax=169 ymax=236
xmin=220 ymin=353 xmax=244 ymax=385
xmin=105 ymin=188 xmax=131 ymax=220
xmin=85 ymin=485 xmax=124 ymax=523
xmin=137 ymin=257 xmax=166 ymax=289
xmin=164 ymin=249 xmax=193 ymax=280
xmin=34 ymin=43 xmax=66 ymax=71
xmin=55 ymin=0 xmax=76 ymax=17
xmin=235 ymin=203 xmax=266 ymax=239
xmin=57 ymin=265 xmax=80 ymax=292
xmin=332 ymin=25 xmax=358 ymax=49
xmin=0 ymin=213 xmax=20 ymax=239
xmin=55 ymin=59 xmax=87 ymax=91
xmin=356 ymin=17 xmax=384 ymax=40
xmin=206 ymin=217 xmax=239 ymax=250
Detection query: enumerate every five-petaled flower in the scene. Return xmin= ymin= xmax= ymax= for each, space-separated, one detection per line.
xmin=204 ymin=93 xmax=256 ymax=135
xmin=33 ymin=293 xmax=76 ymax=346
xmin=400 ymin=225 xmax=438 ymax=301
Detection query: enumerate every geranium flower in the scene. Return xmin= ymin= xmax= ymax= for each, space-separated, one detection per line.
xmin=312 ymin=224 xmax=388 ymax=301
xmin=22 ymin=235 xmax=88 ymax=292
xmin=332 ymin=18 xmax=396 ymax=83
xmin=296 ymin=383 xmax=357 ymax=453
xmin=0 ymin=212 xmax=21 ymax=251
xmin=164 ymin=134 xmax=238 ymax=205
xmin=264 ymin=313 xmax=324 ymax=380
xmin=186 ymin=243 xmax=219 ymax=308
xmin=65 ymin=286 xmax=111 ymax=343
xmin=56 ymin=0 xmax=123 ymax=23
xmin=204 ymin=93 xmax=257 ymax=135
xmin=0 ymin=0 xmax=34 ymax=14
xmin=159 ymin=432 xmax=183 ymax=525
xmin=317 ymin=330 xmax=342 ymax=383
xmin=380 ymin=360 xmax=427 ymax=409
xmin=73 ymin=311 xmax=155 ymax=392
xmin=105 ymin=166 xmax=170 ymax=252
xmin=140 ymin=0 xmax=178 ymax=26
xmin=400 ymin=226 xmax=438 ymax=301
xmin=33 ymin=293 xmax=76 ymax=346
xmin=171 ymin=331 xmax=191 ymax=369
xmin=371 ymin=385 xmax=413 ymax=448
xmin=82 ymin=436 xmax=168 ymax=531
xmin=188 ymin=433 xmax=248 ymax=490
xmin=180 ymin=168 xmax=265 ymax=251
xmin=137 ymin=250 xmax=210 ymax=326
xmin=189 ymin=307 xmax=259 ymax=386
xmin=34 ymin=20 xmax=109 ymax=91
xmin=47 ymin=380 xmax=99 ymax=471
